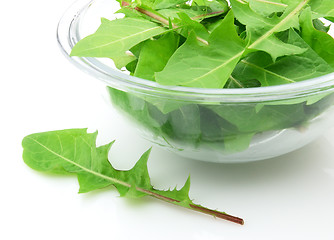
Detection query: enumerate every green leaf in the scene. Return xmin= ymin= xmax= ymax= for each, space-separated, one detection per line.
xmin=22 ymin=128 xmax=244 ymax=224
xmin=112 ymin=54 xmax=137 ymax=70
xmin=248 ymin=0 xmax=287 ymax=16
xmin=326 ymin=17 xmax=334 ymax=23
xmin=175 ymin=12 xmax=210 ymax=41
xmin=107 ymin=88 xmax=165 ymax=131
xmin=156 ymin=10 xmax=246 ymax=88
xmin=223 ymin=133 xmax=255 ymax=153
xmin=154 ymin=0 xmax=188 ymax=9
xmin=192 ymin=0 xmax=229 ymax=14
xmin=198 ymin=107 xmax=254 ymax=153
xmin=231 ymin=29 xmax=334 ymax=86
xmin=224 ymin=75 xmax=261 ymax=88
xmin=312 ymin=19 xmax=330 ymax=33
xmin=133 ymin=0 xmax=156 ymax=8
xmin=116 ymin=6 xmax=145 ymax=18
xmin=169 ymin=104 xmax=201 ymax=143
xmin=230 ymin=0 xmax=306 ymax=61
xmin=134 ymin=32 xmax=180 ymax=81
xmin=308 ymin=0 xmax=334 ymax=18
xmin=209 ymin=102 xmax=307 ymax=134
xmin=70 ymin=17 xmax=167 ymax=59
xmin=300 ymin=8 xmax=334 ymax=68
xmin=157 ymin=8 xmax=204 ymax=20
xmin=157 ymin=2 xmax=227 ymax=21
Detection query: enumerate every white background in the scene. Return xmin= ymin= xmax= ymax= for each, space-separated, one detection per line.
xmin=1 ymin=0 xmax=334 ymax=239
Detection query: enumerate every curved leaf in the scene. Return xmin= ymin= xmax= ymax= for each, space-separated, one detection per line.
xmin=300 ymin=8 xmax=334 ymax=68
xmin=70 ymin=18 xmax=167 ymax=58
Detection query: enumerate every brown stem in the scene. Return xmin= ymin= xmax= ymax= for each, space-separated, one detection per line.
xmin=190 ymin=204 xmax=244 ymax=225
xmin=122 ymin=1 xmax=173 ymax=27
xmin=136 ymin=7 xmax=175 ymax=27
xmin=121 ymin=1 xmax=209 ymax=45
xmin=136 ymin=186 xmax=244 ymax=225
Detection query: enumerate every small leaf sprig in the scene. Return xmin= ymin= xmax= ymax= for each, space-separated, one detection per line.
xmin=22 ymin=128 xmax=244 ymax=225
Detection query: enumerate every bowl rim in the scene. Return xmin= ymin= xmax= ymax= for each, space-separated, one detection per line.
xmin=57 ymin=0 xmax=334 ymax=102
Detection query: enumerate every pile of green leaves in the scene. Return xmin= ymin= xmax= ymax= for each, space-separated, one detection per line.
xmin=71 ymin=0 xmax=334 ymax=88
xmin=70 ymin=0 xmax=334 ymax=153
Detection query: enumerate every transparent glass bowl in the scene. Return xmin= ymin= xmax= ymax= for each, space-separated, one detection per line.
xmin=57 ymin=0 xmax=334 ymax=163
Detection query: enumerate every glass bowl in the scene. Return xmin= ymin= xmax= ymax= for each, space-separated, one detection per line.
xmin=57 ymin=0 xmax=334 ymax=163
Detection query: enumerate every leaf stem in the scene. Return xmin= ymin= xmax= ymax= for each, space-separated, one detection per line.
xmin=137 ymin=186 xmax=244 ymax=225
xmin=121 ymin=1 xmax=209 ymax=45
xmin=136 ymin=187 xmax=179 ymax=202
xmin=189 ymin=204 xmax=244 ymax=225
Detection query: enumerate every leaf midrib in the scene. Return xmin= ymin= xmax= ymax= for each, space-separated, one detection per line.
xmin=27 ymin=136 xmax=131 ymax=188
xmin=27 ymin=137 xmax=181 ymax=203
xmin=236 ymin=0 xmax=287 ymax=7
xmin=241 ymin=59 xmax=295 ymax=83
xmin=75 ymin=26 xmax=163 ymax=53
xmin=252 ymin=0 xmax=288 ymax=7
xmin=186 ymin=0 xmax=309 ymax=85
xmin=248 ymin=0 xmax=310 ymax=49
xmin=186 ymin=52 xmax=244 ymax=86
